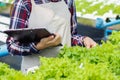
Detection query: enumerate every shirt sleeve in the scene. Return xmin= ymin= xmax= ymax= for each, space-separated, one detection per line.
xmin=69 ymin=0 xmax=84 ymax=46
xmin=6 ymin=0 xmax=40 ymax=56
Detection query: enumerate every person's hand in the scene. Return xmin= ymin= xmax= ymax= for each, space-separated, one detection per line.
xmin=82 ymin=36 xmax=97 ymax=48
xmin=35 ymin=33 xmax=61 ymax=50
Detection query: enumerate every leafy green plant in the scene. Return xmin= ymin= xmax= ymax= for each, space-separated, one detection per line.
xmin=0 ymin=62 xmax=26 ymax=80
xmin=108 ymin=31 xmax=120 ymax=45
xmin=75 ymin=0 xmax=92 ymax=13
xmin=84 ymin=2 xmax=103 ymax=14
xmin=27 ymin=57 xmax=119 ymax=80
xmin=58 ymin=31 xmax=120 ymax=78
xmin=0 ymin=31 xmax=120 ymax=80
xmin=97 ymin=4 xmax=115 ymax=15
xmin=113 ymin=6 xmax=120 ymax=15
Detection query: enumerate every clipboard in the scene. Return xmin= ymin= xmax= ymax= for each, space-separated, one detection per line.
xmin=3 ymin=28 xmax=54 ymax=43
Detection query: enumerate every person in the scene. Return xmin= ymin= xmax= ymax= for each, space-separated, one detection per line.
xmin=6 ymin=0 xmax=97 ymax=73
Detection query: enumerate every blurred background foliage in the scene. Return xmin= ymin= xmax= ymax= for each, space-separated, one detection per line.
xmin=0 ymin=0 xmax=120 ymax=16
xmin=75 ymin=0 xmax=120 ymax=16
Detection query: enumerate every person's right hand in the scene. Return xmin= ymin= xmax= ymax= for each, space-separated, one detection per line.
xmin=35 ymin=33 xmax=61 ymax=50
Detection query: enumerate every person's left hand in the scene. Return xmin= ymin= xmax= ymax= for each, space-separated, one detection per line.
xmin=82 ymin=37 xmax=97 ymax=48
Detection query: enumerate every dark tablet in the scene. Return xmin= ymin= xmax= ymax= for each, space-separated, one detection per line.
xmin=3 ymin=28 xmax=53 ymax=43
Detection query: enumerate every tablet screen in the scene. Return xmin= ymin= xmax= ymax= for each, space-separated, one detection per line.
xmin=3 ymin=28 xmax=53 ymax=43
